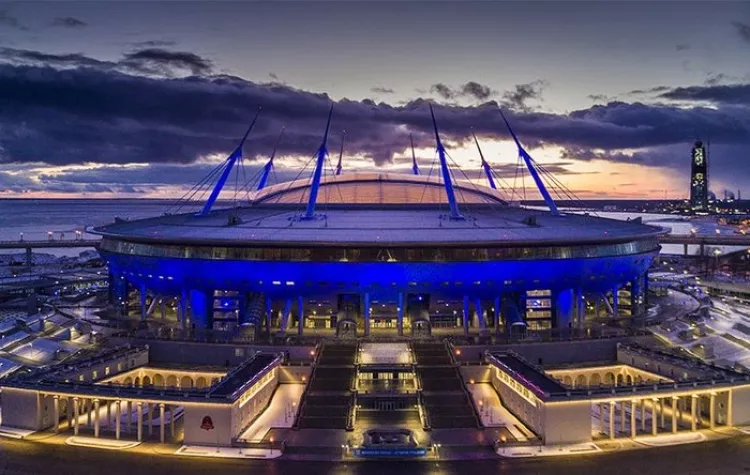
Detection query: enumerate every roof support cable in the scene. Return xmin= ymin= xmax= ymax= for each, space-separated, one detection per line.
xmin=198 ymin=107 xmax=262 ymax=216
xmin=498 ymin=107 xmax=559 ymax=215
xmin=168 ymin=160 xmax=228 ymax=214
xmin=418 ymin=150 xmax=439 ymax=205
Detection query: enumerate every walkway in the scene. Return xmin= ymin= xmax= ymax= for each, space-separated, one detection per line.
xmin=359 ymin=342 xmax=410 ymax=365
xmin=238 ymin=384 xmax=305 ymax=442
xmin=467 ymin=383 xmax=534 ymax=441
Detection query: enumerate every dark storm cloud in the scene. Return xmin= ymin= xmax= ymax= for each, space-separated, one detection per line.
xmin=461 ymin=81 xmax=495 ymax=101
xmin=0 ymin=60 xmax=749 ymax=177
xmin=430 ymin=83 xmax=455 ymax=100
xmin=500 ymin=81 xmax=546 ymax=111
xmin=50 ymin=17 xmax=87 ymax=29
xmin=371 ymin=86 xmax=395 ymax=94
xmin=627 ymin=86 xmax=671 ymax=95
xmin=587 ymin=94 xmax=611 ymax=102
xmin=733 ymin=21 xmax=750 ymax=44
xmin=120 ymin=48 xmax=213 ymax=76
xmin=131 ymin=39 xmax=178 ymax=48
xmin=660 ymin=84 xmax=750 ymax=106
xmin=429 ymin=81 xmax=497 ymax=102
xmin=0 ymin=46 xmax=213 ymax=77
xmin=0 ymin=47 xmax=115 ymax=69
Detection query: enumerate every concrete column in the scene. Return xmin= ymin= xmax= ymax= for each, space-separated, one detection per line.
xmin=66 ymin=397 xmax=73 ymax=430
xmin=494 ymin=295 xmax=501 ymax=333
xmin=691 ymin=395 xmax=698 ymax=431
xmin=94 ymin=399 xmax=100 ymax=438
xmin=279 ymin=299 xmax=292 ymax=335
xmin=127 ymin=401 xmax=132 ymax=432
xmin=556 ymin=289 xmax=574 ymax=330
xmin=611 ymin=286 xmax=619 ymax=317
xmin=86 ymin=399 xmax=92 ymax=427
xmin=462 ymin=295 xmax=470 ymax=335
xmin=576 ymin=287 xmax=585 ymax=329
xmin=159 ymin=404 xmax=165 ymax=443
xmin=115 ymin=400 xmax=121 ymax=440
xmin=474 ymin=298 xmax=487 ymax=332
xmin=397 ymin=292 xmax=404 ymax=336
xmin=651 ymin=399 xmax=658 ymax=436
xmin=53 ymin=396 xmax=60 ymax=434
xmin=140 ymin=283 xmax=148 ymax=320
xmin=73 ymin=398 xmax=80 ymax=436
xmin=189 ymin=289 xmax=214 ymax=330
xmin=672 ymin=397 xmax=678 ymax=433
xmin=728 ymin=390 xmax=734 ymax=427
xmin=297 ymin=295 xmax=305 ymax=336
xmin=609 ymin=402 xmax=615 ymax=440
xmin=710 ymin=393 xmax=716 ymax=429
xmin=137 ymin=402 xmax=143 ymax=442
xmin=180 ymin=288 xmax=188 ymax=330
xmin=660 ymin=398 xmax=665 ymax=429
xmin=630 ymin=400 xmax=637 ymax=438
xmin=363 ymin=293 xmax=371 ymax=337
xmin=148 ymin=403 xmax=153 ymax=436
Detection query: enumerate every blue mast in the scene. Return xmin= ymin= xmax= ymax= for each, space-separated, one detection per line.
xmin=199 ymin=107 xmax=261 ymax=216
xmin=335 ymin=130 xmax=345 ymax=176
xmin=430 ymin=104 xmax=464 ymax=220
xmin=302 ymin=103 xmax=334 ymax=220
xmin=472 ymin=132 xmax=496 ymax=190
xmin=410 ymin=133 xmax=421 ymax=175
xmin=257 ymin=127 xmax=285 ymax=191
xmin=498 ymin=108 xmax=559 ymax=215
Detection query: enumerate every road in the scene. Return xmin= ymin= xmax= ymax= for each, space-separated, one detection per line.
xmin=1 ymin=434 xmax=749 ymax=475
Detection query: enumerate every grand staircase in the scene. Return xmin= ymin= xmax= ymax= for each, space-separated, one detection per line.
xmin=411 ymin=342 xmax=480 ymax=429
xmin=296 ymin=343 xmax=357 ymax=429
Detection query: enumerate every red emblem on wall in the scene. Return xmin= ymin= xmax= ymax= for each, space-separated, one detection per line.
xmin=201 ymin=416 xmax=214 ymax=431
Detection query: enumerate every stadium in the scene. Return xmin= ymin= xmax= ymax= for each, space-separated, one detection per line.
xmin=92 ymin=106 xmax=663 ymax=340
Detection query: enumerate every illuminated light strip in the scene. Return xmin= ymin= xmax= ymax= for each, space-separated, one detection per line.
xmin=237 ymin=368 xmax=276 ymax=409
xmin=492 ymin=365 xmax=539 ymax=407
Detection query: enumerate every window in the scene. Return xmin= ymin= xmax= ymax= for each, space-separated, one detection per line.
xmin=235 ymin=348 xmax=245 ymax=357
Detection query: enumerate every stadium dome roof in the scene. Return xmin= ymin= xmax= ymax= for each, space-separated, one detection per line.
xmin=250 ymin=172 xmax=507 ymax=206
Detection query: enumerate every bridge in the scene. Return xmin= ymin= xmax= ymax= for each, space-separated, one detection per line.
xmin=658 ymin=234 xmax=750 ymax=257
xmin=0 ymin=239 xmax=101 ymax=250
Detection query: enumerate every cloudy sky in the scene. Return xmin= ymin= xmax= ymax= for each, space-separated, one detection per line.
xmin=0 ymin=1 xmax=749 ymax=200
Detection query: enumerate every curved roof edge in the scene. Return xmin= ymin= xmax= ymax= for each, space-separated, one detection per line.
xmin=249 ymin=172 xmax=508 ymax=206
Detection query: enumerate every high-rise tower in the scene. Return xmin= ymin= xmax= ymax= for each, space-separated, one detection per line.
xmin=690 ymin=140 xmax=709 ymax=213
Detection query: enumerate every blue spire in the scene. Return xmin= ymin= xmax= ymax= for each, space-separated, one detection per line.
xmin=335 ymin=130 xmax=345 ymax=176
xmin=199 ymin=107 xmax=261 ymax=216
xmin=472 ymin=132 xmax=496 ymax=190
xmin=498 ymin=108 xmax=559 ymax=215
xmin=302 ymin=103 xmax=334 ymax=220
xmin=257 ymin=127 xmax=285 ymax=191
xmin=410 ymin=133 xmax=421 ymax=175
xmin=430 ymin=104 xmax=463 ymax=220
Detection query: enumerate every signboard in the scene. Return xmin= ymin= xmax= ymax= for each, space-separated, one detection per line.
xmin=201 ymin=416 xmax=214 ymax=431
xmin=355 ymin=447 xmax=427 ymax=458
